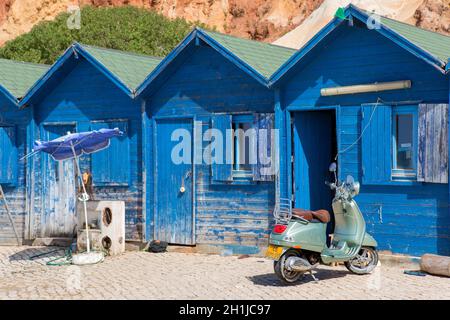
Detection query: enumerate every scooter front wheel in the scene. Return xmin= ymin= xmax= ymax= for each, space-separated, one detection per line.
xmin=345 ymin=247 xmax=378 ymax=275
xmin=274 ymin=250 xmax=305 ymax=284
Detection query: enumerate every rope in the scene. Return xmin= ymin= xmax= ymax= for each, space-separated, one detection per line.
xmin=334 ymin=98 xmax=382 ymax=160
xmin=45 ymin=248 xmax=73 ymax=266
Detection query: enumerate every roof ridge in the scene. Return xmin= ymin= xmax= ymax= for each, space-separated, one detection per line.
xmin=355 ymin=6 xmax=450 ymax=40
xmin=202 ymin=29 xmax=297 ymax=52
xmin=0 ymin=58 xmax=50 ymax=68
xmin=380 ymin=15 xmax=450 ymax=40
xmin=79 ymin=43 xmax=164 ymax=61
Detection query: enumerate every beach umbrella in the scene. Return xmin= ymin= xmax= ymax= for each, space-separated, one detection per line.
xmin=29 ymin=128 xmax=123 ymax=264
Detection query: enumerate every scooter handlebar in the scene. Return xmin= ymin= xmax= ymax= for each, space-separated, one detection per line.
xmin=325 ymin=181 xmax=336 ymax=190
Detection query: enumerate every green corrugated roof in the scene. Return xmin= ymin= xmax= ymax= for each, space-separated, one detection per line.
xmin=81 ymin=44 xmax=164 ymax=90
xmin=357 ymin=7 xmax=450 ymax=64
xmin=203 ymin=30 xmax=297 ymax=79
xmin=380 ymin=16 xmax=450 ymax=63
xmin=0 ymin=59 xmax=49 ymax=99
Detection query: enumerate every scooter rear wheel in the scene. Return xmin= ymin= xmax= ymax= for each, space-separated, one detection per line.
xmin=345 ymin=247 xmax=378 ymax=275
xmin=274 ymin=250 xmax=305 ymax=284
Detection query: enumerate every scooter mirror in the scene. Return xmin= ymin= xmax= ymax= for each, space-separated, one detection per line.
xmin=329 ymin=162 xmax=337 ymax=172
xmin=346 ymin=175 xmax=355 ymax=184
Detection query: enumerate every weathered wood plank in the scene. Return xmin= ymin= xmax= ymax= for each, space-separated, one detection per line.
xmin=418 ymin=104 xmax=448 ymax=183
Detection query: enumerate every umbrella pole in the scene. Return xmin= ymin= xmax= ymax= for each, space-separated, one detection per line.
xmin=69 ymin=142 xmax=90 ymax=253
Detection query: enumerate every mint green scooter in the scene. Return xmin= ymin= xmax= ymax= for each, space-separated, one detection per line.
xmin=266 ymin=163 xmax=378 ymax=284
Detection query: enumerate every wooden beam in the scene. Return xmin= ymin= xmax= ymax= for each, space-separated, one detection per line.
xmin=421 ymin=254 xmax=450 ymax=277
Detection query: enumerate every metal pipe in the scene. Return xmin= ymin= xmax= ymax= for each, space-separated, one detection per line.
xmin=320 ymin=80 xmax=411 ymax=96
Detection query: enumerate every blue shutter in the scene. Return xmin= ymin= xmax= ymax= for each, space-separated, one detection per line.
xmin=417 ymin=104 xmax=448 ymax=183
xmin=91 ymin=120 xmax=130 ymax=186
xmin=361 ymin=105 xmax=392 ymax=184
xmin=0 ymin=125 xmax=18 ymax=185
xmin=211 ymin=114 xmax=232 ymax=182
xmin=253 ymin=113 xmax=275 ymax=181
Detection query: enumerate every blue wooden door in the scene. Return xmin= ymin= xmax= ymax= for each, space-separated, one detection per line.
xmin=41 ymin=124 xmax=77 ymax=237
xmin=154 ymin=118 xmax=194 ymax=245
xmin=293 ymin=111 xmax=335 ymax=212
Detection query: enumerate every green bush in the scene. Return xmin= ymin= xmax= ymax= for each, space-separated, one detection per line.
xmin=0 ymin=6 xmax=208 ymax=64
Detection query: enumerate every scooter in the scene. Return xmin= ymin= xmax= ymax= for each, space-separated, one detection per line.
xmin=266 ymin=163 xmax=378 ymax=284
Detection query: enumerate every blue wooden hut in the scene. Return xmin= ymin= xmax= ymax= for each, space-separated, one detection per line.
xmin=136 ymin=29 xmax=295 ymax=254
xmin=2 ymin=4 xmax=449 ymax=257
xmin=0 ymin=59 xmax=49 ymax=244
xmin=270 ymin=5 xmax=450 ymax=256
xmin=18 ymin=44 xmax=162 ymax=242
xmin=136 ymin=5 xmax=450 ymax=257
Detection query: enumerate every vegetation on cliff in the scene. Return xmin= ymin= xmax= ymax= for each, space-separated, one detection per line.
xmin=0 ymin=6 xmax=207 ymax=64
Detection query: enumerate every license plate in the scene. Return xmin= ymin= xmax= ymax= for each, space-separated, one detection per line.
xmin=265 ymin=245 xmax=283 ymax=260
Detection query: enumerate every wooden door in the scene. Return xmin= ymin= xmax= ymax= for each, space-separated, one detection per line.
xmin=154 ymin=118 xmax=194 ymax=244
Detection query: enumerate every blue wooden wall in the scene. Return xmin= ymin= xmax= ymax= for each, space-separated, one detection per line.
xmin=278 ymin=23 xmax=450 ymax=256
xmin=2 ymin=22 xmax=448 ymax=257
xmin=0 ymin=95 xmax=29 ymax=244
xmin=29 ymin=57 xmax=144 ymax=240
xmin=145 ymin=44 xmax=275 ymax=253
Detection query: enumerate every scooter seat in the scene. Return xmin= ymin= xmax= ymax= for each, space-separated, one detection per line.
xmin=292 ymin=208 xmax=331 ymax=223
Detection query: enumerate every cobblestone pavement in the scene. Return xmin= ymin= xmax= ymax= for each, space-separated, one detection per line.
xmin=0 ymin=246 xmax=449 ymax=300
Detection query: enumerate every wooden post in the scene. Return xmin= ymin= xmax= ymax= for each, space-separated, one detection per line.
xmin=420 ymin=254 xmax=450 ymax=277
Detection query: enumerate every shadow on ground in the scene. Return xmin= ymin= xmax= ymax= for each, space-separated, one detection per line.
xmin=248 ymin=268 xmax=350 ymax=287
xmin=8 ymin=247 xmax=65 ymax=262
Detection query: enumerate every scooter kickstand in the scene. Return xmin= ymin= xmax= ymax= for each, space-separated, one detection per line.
xmin=309 ymin=270 xmax=319 ymax=282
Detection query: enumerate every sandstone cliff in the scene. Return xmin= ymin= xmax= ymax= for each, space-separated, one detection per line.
xmin=0 ymin=0 xmax=448 ymax=47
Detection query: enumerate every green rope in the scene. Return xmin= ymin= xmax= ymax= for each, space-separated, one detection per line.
xmin=46 ymin=247 xmax=73 ymax=266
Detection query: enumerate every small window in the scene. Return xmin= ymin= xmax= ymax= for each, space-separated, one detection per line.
xmin=392 ymin=107 xmax=417 ymax=178
xmin=232 ymin=115 xmax=254 ymax=177
xmin=211 ymin=113 xmax=275 ymax=183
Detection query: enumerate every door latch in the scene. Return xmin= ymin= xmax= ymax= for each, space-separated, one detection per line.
xmin=180 ymin=170 xmax=192 ymax=193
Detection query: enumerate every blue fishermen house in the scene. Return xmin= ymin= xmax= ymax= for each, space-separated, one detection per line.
xmin=136 ymin=28 xmax=296 ymax=254
xmin=18 ymin=44 xmax=162 ymax=241
xmin=271 ymin=5 xmax=450 ymax=256
xmin=0 ymin=59 xmax=49 ymax=244
xmin=2 ymin=4 xmax=449 ymax=257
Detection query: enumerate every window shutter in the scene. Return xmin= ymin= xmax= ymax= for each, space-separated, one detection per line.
xmin=361 ymin=105 xmax=392 ymax=184
xmin=91 ymin=120 xmax=130 ymax=186
xmin=0 ymin=125 xmax=18 ymax=185
xmin=252 ymin=113 xmax=275 ymax=181
xmin=417 ymin=104 xmax=448 ymax=183
xmin=211 ymin=114 xmax=233 ymax=182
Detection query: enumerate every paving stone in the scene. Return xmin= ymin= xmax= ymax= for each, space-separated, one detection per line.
xmin=0 ymin=246 xmax=448 ymax=300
